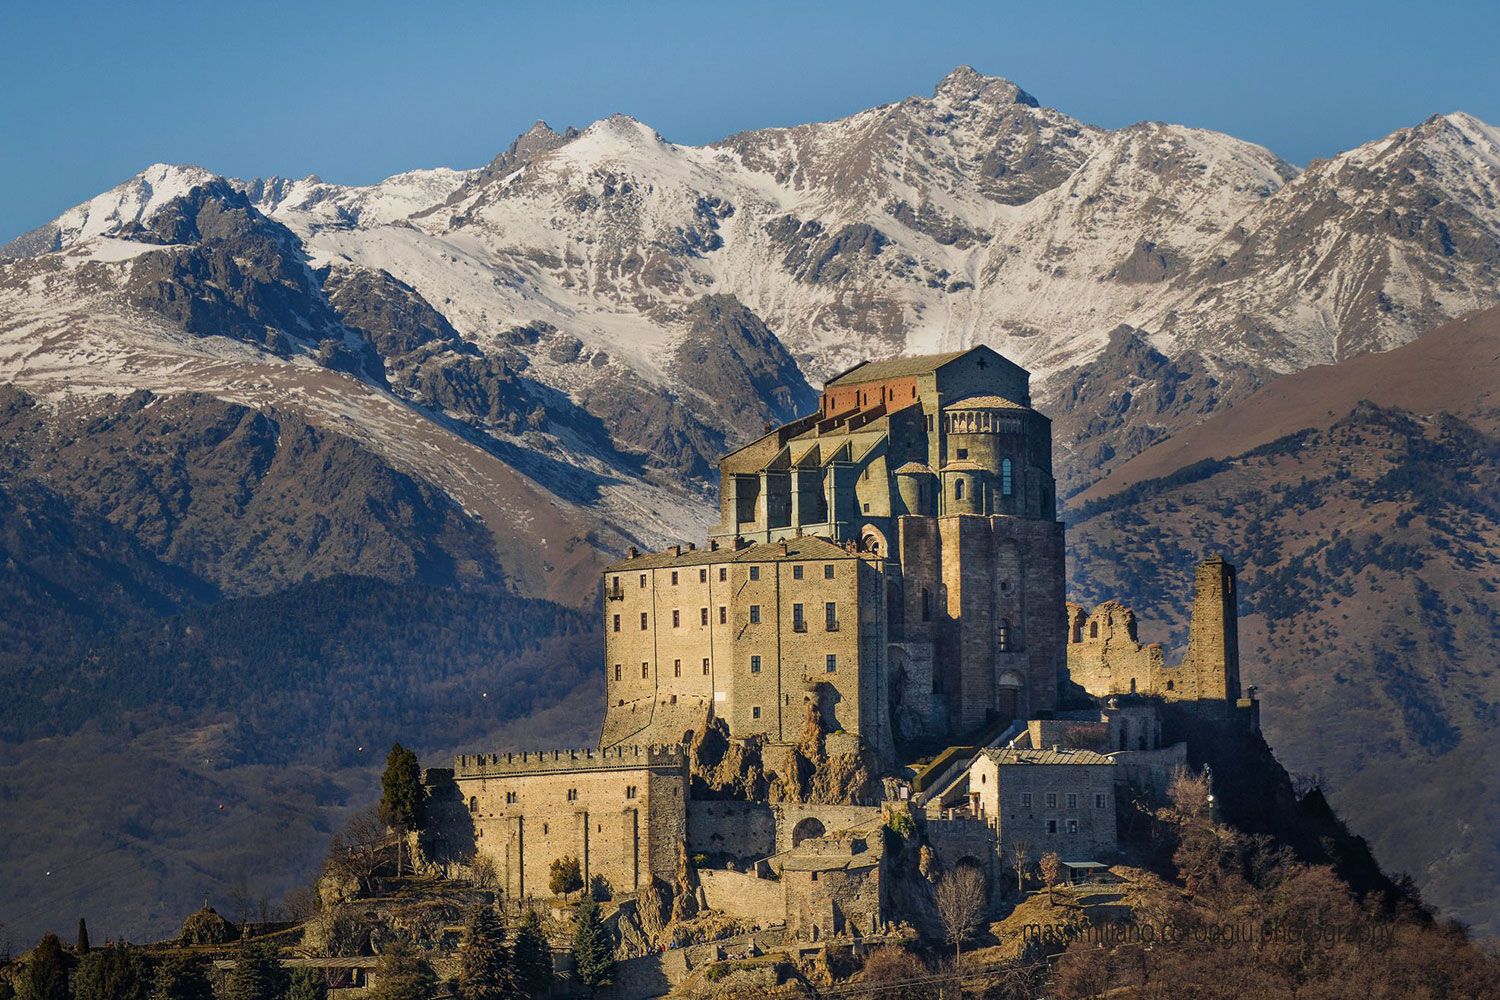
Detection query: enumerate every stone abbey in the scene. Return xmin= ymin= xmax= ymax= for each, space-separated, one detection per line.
xmin=600 ymin=346 xmax=1067 ymax=762
xmin=425 ymin=346 xmax=1255 ymax=942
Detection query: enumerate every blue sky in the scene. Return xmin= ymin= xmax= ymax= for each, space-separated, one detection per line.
xmin=2 ymin=0 xmax=1497 ymax=242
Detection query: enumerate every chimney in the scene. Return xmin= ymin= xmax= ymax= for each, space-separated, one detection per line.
xmin=628 ymin=545 xmax=639 ymax=558
xmin=687 ymin=542 xmax=696 ymax=551
xmin=671 ymin=544 xmax=682 ymax=556
xmin=778 ymin=539 xmax=789 ymax=557
xmin=709 ymin=539 xmax=719 ymax=551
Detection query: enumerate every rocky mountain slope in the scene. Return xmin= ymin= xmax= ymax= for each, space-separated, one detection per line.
xmin=1067 ymin=304 xmax=1500 ymax=936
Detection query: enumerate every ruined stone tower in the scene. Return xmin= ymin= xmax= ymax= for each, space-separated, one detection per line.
xmin=1180 ymin=555 xmax=1242 ymax=703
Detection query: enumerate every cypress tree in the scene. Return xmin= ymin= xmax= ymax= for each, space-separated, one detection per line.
xmin=75 ymin=920 xmax=89 ymax=957
xmin=456 ymin=906 xmax=516 ymax=1000
xmin=512 ymin=907 xmax=553 ymax=998
xmin=570 ymin=900 xmax=614 ymax=997
xmin=380 ymin=743 xmax=426 ymax=875
xmin=368 ymin=943 xmax=437 ymax=1000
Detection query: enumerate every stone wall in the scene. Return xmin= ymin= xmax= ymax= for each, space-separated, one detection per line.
xmin=697 ymin=869 xmax=787 ymax=928
xmin=685 ymin=801 xmax=777 ymax=861
xmin=970 ymin=754 xmax=1118 ymax=862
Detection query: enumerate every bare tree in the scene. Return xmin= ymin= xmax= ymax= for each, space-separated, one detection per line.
xmin=1040 ymin=851 xmax=1062 ymax=902
xmin=1167 ymin=767 xmax=1212 ymax=819
xmin=322 ymin=805 xmax=388 ymax=898
xmin=1011 ymin=840 xmax=1031 ymax=898
xmin=934 ymin=864 xmax=987 ymax=966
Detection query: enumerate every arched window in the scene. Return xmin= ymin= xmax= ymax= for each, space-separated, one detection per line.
xmin=997 ymin=618 xmax=1011 ymax=652
xmin=1001 ymin=458 xmax=1013 ymax=496
xmin=1166 ymin=679 xmax=1175 ymax=692
xmin=955 ymin=478 xmax=965 ymax=501
xmin=1089 ymin=621 xmax=1098 ymax=639
xmin=469 ymin=796 xmax=478 ymax=813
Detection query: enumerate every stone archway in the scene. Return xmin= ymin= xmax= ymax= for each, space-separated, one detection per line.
xmin=997 ymin=669 xmax=1024 ymax=723
xmin=791 ymin=817 xmax=827 ymax=847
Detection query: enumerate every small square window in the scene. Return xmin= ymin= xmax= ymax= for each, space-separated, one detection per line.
xmin=1046 ymin=792 xmax=1058 ymax=809
xmin=793 ymin=564 xmax=804 ymax=580
xmin=752 ymin=706 xmax=761 ymax=720
xmin=956 ymin=448 xmax=968 ymax=460
xmin=506 ymin=791 xmax=517 ymax=804
xmin=567 ymin=788 xmax=578 ymax=802
xmin=626 ymin=785 xmax=637 ymax=799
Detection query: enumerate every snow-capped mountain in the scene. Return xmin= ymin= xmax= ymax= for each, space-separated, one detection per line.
xmin=3 ymin=66 xmax=1499 ymax=583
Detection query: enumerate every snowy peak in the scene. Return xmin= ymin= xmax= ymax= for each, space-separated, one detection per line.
xmin=931 ymin=65 xmax=1040 ymax=109
xmin=2 ymin=162 xmax=220 ymax=256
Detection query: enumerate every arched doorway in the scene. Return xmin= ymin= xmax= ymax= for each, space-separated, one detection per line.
xmin=997 ymin=670 xmax=1024 ymax=723
xmin=792 ymin=817 xmax=826 ymax=847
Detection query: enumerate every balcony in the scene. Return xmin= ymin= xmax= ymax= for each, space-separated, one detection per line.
xmin=825 ymin=620 xmax=841 ymax=633
xmin=792 ymin=621 xmax=808 ymax=633
xmin=605 ymin=588 xmax=625 ymax=601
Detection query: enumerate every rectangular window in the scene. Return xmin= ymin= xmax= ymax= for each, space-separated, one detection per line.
xmin=752 ymin=706 xmax=761 ymax=720
xmin=750 ymin=655 xmax=761 ymax=673
xmin=612 ymin=614 xmax=621 ymax=633
xmin=1067 ymin=793 xmax=1077 ymax=809
xmin=826 ymin=654 xmax=838 ymax=673
xmin=719 ymin=606 xmax=727 ymax=625
xmin=956 ymin=448 xmax=969 ymax=460
xmin=825 ymin=602 xmax=838 ymax=631
xmin=824 ymin=564 xmax=835 ymax=580
xmin=506 ymin=791 xmax=517 ymax=804
xmin=673 ymin=659 xmax=681 ymax=678
xmin=749 ymin=605 xmax=761 ymax=624
xmin=1067 ymin=819 xmax=1079 ymax=834
xmin=671 ymin=571 xmax=678 ymax=586
xmin=1020 ymin=793 xmax=1032 ymax=809
xmin=641 ymin=662 xmax=649 ymax=678
xmin=719 ymin=567 xmax=727 ymax=582
xmin=1047 ymin=819 xmax=1057 ymax=834
xmin=793 ymin=564 xmax=803 ymax=580
xmin=700 ymin=607 xmax=709 ymax=626
xmin=1046 ymin=792 xmax=1058 ymax=809
xmin=1096 ymin=793 xmax=1107 ymax=809
xmin=672 ymin=609 xmax=681 ymax=628
xmin=749 ymin=566 xmax=760 ymax=581
xmin=567 ymin=788 xmax=578 ymax=802
xmin=639 ymin=574 xmax=646 ymax=588
xmin=613 ymin=664 xmax=621 ymax=681
xmin=640 ymin=612 xmax=649 ymax=630
xmin=702 ymin=657 xmax=710 ymax=675
xmin=699 ymin=568 xmax=708 ymax=583
xmin=626 ymin=785 xmax=637 ymax=799
xmin=792 ymin=603 xmax=805 ymax=631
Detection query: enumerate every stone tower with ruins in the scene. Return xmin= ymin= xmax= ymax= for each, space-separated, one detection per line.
xmin=1066 ymin=554 xmax=1245 ymax=706
xmin=600 ymin=346 xmax=1066 ymax=761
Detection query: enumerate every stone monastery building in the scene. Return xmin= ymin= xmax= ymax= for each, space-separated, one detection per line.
xmin=426 ymin=346 xmax=1256 ymax=935
xmin=600 ymin=346 xmax=1066 ymax=761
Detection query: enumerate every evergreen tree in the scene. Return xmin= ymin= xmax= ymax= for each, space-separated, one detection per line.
xmin=285 ymin=969 xmax=328 ymax=1000
xmin=368 ymin=943 xmax=437 ymax=1000
xmin=380 ymin=744 xmax=425 ymax=832
xmin=149 ymin=956 xmax=214 ymax=1000
xmin=511 ymin=908 xmax=553 ymax=999
xmin=74 ymin=920 xmax=88 ymax=957
xmin=15 ymin=933 xmax=70 ymax=1000
xmin=223 ymin=942 xmax=289 ymax=1000
xmin=548 ymin=857 xmax=582 ymax=899
xmin=72 ymin=945 xmax=149 ymax=1000
xmin=456 ymin=906 xmax=516 ymax=1000
xmin=570 ymin=901 xmax=614 ymax=997
xmin=380 ymin=743 xmax=425 ymax=875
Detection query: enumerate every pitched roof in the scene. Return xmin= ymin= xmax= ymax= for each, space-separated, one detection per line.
xmin=604 ymin=535 xmax=858 ymax=572
xmin=981 ymin=747 xmax=1116 ymax=766
xmin=824 ymin=349 xmax=971 ymax=387
xmin=944 ymin=393 xmax=1027 ymax=410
